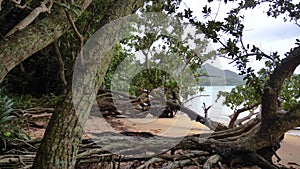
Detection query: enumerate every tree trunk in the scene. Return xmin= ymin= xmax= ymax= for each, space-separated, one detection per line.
xmin=32 ymin=1 xmax=145 ymax=168
xmin=32 ymin=44 xmax=300 ymax=168
xmin=261 ymin=47 xmax=300 ymax=137
xmin=2 ymin=0 xmax=299 ymax=168
xmin=0 ymin=0 xmax=93 ymax=83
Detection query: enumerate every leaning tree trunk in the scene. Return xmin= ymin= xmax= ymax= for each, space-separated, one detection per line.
xmin=0 ymin=0 xmax=93 ymax=83
xmin=33 ymin=42 xmax=300 ymax=168
xmin=260 ymin=47 xmax=300 ymax=137
xmin=77 ymin=46 xmax=300 ymax=169
xmin=32 ymin=1 xmax=146 ymax=168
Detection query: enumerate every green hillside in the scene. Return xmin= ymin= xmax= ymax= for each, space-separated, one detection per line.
xmin=199 ymin=64 xmax=245 ymax=86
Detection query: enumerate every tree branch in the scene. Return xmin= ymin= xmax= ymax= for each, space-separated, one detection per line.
xmin=10 ymin=0 xmax=32 ymax=9
xmin=268 ymin=102 xmax=300 ymax=139
xmin=53 ymin=41 xmax=67 ymax=93
xmin=234 ymin=110 xmax=258 ymax=127
xmin=0 ymin=0 xmax=93 ymax=83
xmin=64 ymin=5 xmax=84 ymax=51
xmin=261 ymin=46 xmax=300 ymax=134
xmin=228 ymin=102 xmax=260 ymax=128
xmin=5 ymin=0 xmax=54 ymax=37
xmin=166 ymin=100 xmax=227 ymax=131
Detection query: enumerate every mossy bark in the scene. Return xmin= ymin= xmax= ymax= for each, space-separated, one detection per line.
xmin=0 ymin=0 xmax=93 ymax=83
xmin=32 ymin=1 xmax=145 ymax=168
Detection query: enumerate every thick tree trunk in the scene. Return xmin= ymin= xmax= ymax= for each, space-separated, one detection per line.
xmin=32 ymin=92 xmax=83 ymax=168
xmin=261 ymin=47 xmax=300 ymax=138
xmin=2 ymin=0 xmax=299 ymax=168
xmin=32 ymin=45 xmax=299 ymax=168
xmin=32 ymin=1 xmax=145 ymax=168
xmin=0 ymin=0 xmax=93 ymax=83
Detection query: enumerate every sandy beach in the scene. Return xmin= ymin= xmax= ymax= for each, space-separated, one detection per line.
xmin=274 ymin=134 xmax=300 ymax=167
xmin=84 ymin=114 xmax=300 ymax=168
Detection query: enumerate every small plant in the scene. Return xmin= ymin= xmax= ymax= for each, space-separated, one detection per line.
xmin=0 ymin=94 xmax=29 ymax=152
xmin=39 ymin=93 xmax=63 ymax=107
xmin=9 ymin=93 xmax=62 ymax=109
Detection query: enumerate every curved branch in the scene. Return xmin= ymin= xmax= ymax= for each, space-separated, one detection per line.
xmin=228 ymin=102 xmax=260 ymax=128
xmin=269 ymin=102 xmax=300 ymax=139
xmin=261 ymin=46 xmax=300 ymax=133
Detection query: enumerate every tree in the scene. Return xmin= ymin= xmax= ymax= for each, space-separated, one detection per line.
xmin=106 ymin=13 xmax=214 ymax=118
xmin=0 ymin=0 xmax=299 ymax=168
xmin=0 ymin=0 xmax=146 ymax=168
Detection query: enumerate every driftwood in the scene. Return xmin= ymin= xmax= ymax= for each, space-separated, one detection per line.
xmin=166 ymin=100 xmax=227 ymax=131
xmin=10 ymin=107 xmax=54 ymax=130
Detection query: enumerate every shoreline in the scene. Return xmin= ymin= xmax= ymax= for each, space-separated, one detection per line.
xmin=274 ymin=134 xmax=300 ymax=167
xmin=84 ymin=114 xmax=300 ymax=167
xmin=287 ymin=129 xmax=300 ymax=137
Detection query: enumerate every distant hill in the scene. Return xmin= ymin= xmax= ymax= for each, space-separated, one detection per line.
xmin=198 ymin=63 xmax=245 ymax=86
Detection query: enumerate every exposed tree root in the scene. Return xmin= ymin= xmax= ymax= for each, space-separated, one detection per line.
xmin=4 ymin=98 xmax=291 ymax=169
xmin=0 ymin=126 xmax=284 ymax=169
xmin=4 ymin=92 xmax=298 ymax=169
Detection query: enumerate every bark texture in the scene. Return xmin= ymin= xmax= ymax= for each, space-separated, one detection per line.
xmin=261 ymin=46 xmax=300 ymax=138
xmin=32 ymin=45 xmax=300 ymax=168
xmin=32 ymin=1 xmax=145 ymax=168
xmin=0 ymin=0 xmax=92 ymax=83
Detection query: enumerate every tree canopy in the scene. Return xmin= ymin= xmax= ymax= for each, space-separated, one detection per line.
xmin=0 ymin=0 xmax=299 ymax=168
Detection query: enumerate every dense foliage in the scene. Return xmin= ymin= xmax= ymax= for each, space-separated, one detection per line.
xmin=0 ymin=0 xmax=299 ymax=168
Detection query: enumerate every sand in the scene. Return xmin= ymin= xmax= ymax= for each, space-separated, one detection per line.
xmin=84 ymin=114 xmax=300 ymax=168
xmin=116 ymin=113 xmax=212 ymax=137
xmin=274 ymin=134 xmax=300 ymax=167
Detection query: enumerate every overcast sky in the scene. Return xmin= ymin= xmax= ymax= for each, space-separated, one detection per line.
xmin=180 ymin=0 xmax=300 ymax=74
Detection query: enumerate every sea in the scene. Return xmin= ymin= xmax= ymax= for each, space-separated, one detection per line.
xmin=185 ymin=86 xmax=300 ymax=136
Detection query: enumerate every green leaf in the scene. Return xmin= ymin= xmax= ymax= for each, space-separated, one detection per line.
xmin=4 ymin=131 xmax=11 ymax=137
xmin=0 ymin=115 xmax=15 ymax=124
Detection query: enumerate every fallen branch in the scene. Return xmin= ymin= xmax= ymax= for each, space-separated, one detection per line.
xmin=26 ymin=113 xmax=52 ymax=119
xmin=10 ymin=0 xmax=32 ymax=9
xmin=166 ymin=100 xmax=227 ymax=131
xmin=202 ymin=102 xmax=212 ymax=118
xmin=203 ymin=154 xmax=222 ymax=169
xmin=13 ymin=107 xmax=55 ymax=115
xmin=96 ymin=90 xmax=227 ymax=130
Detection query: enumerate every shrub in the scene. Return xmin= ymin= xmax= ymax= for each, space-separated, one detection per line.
xmin=0 ymin=94 xmax=29 ymax=152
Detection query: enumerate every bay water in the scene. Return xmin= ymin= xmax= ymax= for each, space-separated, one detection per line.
xmin=185 ymin=86 xmax=300 ymax=136
xmin=186 ymin=86 xmax=236 ymax=124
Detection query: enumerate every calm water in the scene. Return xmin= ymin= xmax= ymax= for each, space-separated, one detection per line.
xmin=186 ymin=86 xmax=235 ymax=124
xmin=185 ymin=86 xmax=300 ymax=136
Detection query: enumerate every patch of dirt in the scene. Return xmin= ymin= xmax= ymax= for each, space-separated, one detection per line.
xmin=21 ymin=113 xmax=129 ymax=140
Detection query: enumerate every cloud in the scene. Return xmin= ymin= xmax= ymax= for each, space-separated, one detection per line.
xmin=180 ymin=0 xmax=300 ymax=73
xmin=245 ymin=22 xmax=300 ymax=41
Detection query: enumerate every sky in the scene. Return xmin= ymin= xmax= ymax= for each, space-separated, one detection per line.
xmin=180 ymin=0 xmax=300 ymax=74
